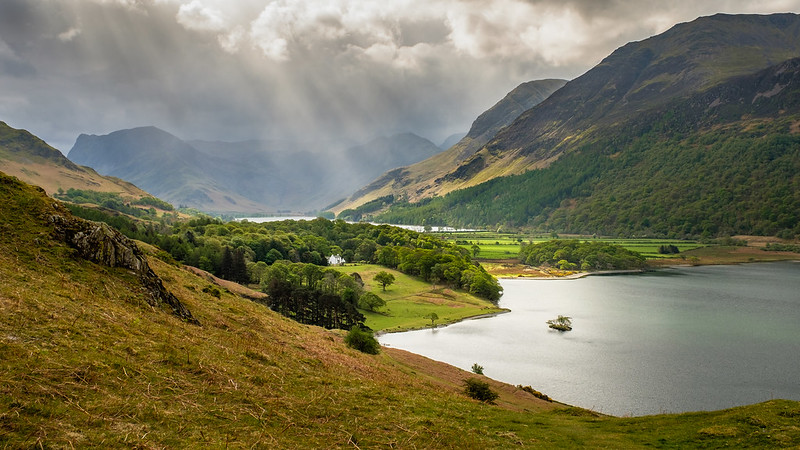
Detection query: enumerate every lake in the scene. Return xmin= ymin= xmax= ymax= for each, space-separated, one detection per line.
xmin=238 ymin=216 xmax=474 ymax=232
xmin=379 ymin=261 xmax=800 ymax=416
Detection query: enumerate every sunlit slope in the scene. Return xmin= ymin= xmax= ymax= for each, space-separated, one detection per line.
xmin=0 ymin=121 xmax=149 ymax=199
xmin=376 ymin=56 xmax=800 ymax=236
xmin=2 ymin=173 xmax=799 ymax=448
xmin=334 ymin=79 xmax=567 ymax=214
xmin=445 ymin=13 xmax=800 ymax=188
xmin=340 ymin=14 xmax=800 ymax=221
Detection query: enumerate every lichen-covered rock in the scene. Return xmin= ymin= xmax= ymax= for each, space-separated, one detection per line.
xmin=48 ymin=205 xmax=199 ymax=325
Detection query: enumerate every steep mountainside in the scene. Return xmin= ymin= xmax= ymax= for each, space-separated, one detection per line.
xmin=377 ymin=55 xmax=800 ymax=238
xmin=334 ymin=78 xmax=567 ymax=215
xmin=0 ymin=121 xmax=148 ymax=199
xmin=69 ymin=128 xmax=441 ymax=213
xmin=69 ymin=127 xmax=266 ymax=213
xmin=439 ymin=13 xmax=800 ymax=188
xmin=3 ymin=173 xmax=800 ymax=447
xmin=340 ymin=13 xmax=800 ymax=219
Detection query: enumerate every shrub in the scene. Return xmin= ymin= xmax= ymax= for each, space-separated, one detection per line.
xmin=202 ymin=286 xmax=221 ymax=298
xmin=463 ymin=378 xmax=498 ymax=403
xmin=471 ymin=363 xmax=484 ymax=375
xmin=516 ymin=385 xmax=552 ymax=402
xmin=344 ymin=326 xmax=380 ymax=355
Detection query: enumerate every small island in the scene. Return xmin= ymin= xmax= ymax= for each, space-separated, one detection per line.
xmin=547 ymin=315 xmax=573 ymax=331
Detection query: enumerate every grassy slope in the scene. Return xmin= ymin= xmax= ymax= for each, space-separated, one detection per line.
xmin=331 ymin=264 xmax=504 ymax=332
xmin=0 ymin=123 xmax=149 ymax=200
xmin=2 ymin=174 xmax=800 ymax=448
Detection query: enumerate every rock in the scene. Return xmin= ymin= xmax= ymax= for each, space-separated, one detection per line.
xmin=48 ymin=205 xmax=199 ymax=325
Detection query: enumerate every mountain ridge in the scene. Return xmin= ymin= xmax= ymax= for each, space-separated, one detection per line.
xmin=0 ymin=121 xmax=151 ymax=200
xmin=375 ymin=54 xmax=800 ymax=238
xmin=333 ymin=78 xmax=567 ymax=215
xmin=339 ymin=13 xmax=800 ymax=219
xmin=69 ymin=127 xmax=443 ymax=213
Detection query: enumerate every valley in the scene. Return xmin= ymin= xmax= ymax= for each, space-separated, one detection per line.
xmin=1 ymin=6 xmax=800 ymax=448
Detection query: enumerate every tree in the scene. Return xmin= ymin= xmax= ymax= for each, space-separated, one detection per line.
xmin=358 ymin=292 xmax=386 ymax=312
xmin=471 ymin=363 xmax=484 ymax=375
xmin=547 ymin=315 xmax=572 ymax=331
xmin=424 ymin=312 xmax=439 ymax=327
xmin=373 ymin=271 xmax=395 ymax=292
xmin=471 ymin=244 xmax=480 ymax=257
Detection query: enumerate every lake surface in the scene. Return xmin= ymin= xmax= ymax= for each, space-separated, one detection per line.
xmin=380 ymin=261 xmax=800 ymax=416
xmin=239 ymin=216 xmax=474 ymax=232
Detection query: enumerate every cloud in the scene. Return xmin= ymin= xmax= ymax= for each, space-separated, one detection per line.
xmin=58 ymin=27 xmax=82 ymax=42
xmin=176 ymin=0 xmax=226 ymax=32
xmin=1 ymin=0 xmax=800 ymax=154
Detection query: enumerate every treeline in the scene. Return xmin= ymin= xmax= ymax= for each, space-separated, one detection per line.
xmin=374 ymin=246 xmax=502 ymax=301
xmin=519 ymin=240 xmax=647 ymax=271
xmin=338 ymin=195 xmax=394 ymax=222
xmin=63 ymin=207 xmax=502 ymax=303
xmin=56 ymin=188 xmax=175 ymax=219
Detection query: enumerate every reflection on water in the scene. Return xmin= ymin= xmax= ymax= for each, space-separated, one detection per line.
xmin=380 ymin=261 xmax=800 ymax=416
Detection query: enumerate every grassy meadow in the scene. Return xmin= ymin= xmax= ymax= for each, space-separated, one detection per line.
xmin=331 ymin=264 xmax=504 ymax=332
xmin=436 ymin=231 xmax=707 ymax=261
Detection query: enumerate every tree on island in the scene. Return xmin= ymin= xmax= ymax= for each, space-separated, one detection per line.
xmin=373 ymin=271 xmax=395 ymax=292
xmin=547 ymin=315 xmax=572 ymax=331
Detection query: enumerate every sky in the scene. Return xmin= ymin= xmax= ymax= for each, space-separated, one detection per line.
xmin=1 ymin=0 xmax=800 ymax=153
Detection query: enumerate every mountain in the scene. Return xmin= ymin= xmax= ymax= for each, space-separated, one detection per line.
xmin=459 ymin=13 xmax=800 ymax=179
xmin=69 ymin=128 xmax=442 ymax=214
xmin=68 ymin=127 xmax=268 ymax=213
xmin=4 ymin=172 xmax=799 ymax=447
xmin=333 ymin=78 xmax=567 ymax=216
xmin=439 ymin=132 xmax=467 ymax=150
xmin=367 ymin=13 xmax=800 ymax=238
xmin=0 ymin=121 xmax=149 ymax=199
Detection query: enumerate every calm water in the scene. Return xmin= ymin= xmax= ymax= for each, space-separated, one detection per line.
xmin=380 ymin=261 xmax=800 ymax=416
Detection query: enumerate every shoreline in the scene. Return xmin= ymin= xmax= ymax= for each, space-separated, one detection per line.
xmin=375 ymin=308 xmax=510 ymax=336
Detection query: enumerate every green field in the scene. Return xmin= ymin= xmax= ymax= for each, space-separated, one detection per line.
xmin=436 ymin=231 xmax=705 ymax=261
xmin=331 ymin=264 xmax=504 ymax=332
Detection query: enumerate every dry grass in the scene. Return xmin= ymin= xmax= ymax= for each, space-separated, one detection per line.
xmin=2 ymin=173 xmax=800 ymax=448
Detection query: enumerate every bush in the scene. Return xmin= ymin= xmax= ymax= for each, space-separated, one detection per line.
xmin=517 ymin=385 xmax=552 ymax=402
xmin=344 ymin=326 xmax=380 ymax=355
xmin=471 ymin=363 xmax=484 ymax=375
xmin=657 ymin=244 xmax=680 ymax=254
xmin=463 ymin=378 xmax=498 ymax=403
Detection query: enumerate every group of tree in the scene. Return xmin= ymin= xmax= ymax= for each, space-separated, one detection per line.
xmin=259 ymin=260 xmax=372 ymax=330
xmin=64 ymin=206 xmax=503 ymax=314
xmin=373 ymin=245 xmax=502 ymax=301
xmin=156 ymin=216 xmax=502 ymax=302
xmin=57 ymin=188 xmax=175 ymax=220
xmin=519 ymin=240 xmax=647 ymax=271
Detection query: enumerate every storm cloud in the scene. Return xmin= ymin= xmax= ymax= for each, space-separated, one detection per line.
xmin=1 ymin=0 xmax=799 ymax=152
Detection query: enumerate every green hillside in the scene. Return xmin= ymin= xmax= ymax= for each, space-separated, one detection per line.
xmin=375 ymin=52 xmax=800 ymax=238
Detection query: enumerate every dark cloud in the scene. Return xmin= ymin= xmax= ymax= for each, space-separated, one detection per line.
xmin=0 ymin=0 xmax=798 ymax=153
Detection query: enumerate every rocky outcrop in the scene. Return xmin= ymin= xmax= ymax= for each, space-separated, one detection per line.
xmin=48 ymin=204 xmax=199 ymax=325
